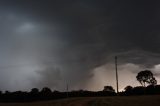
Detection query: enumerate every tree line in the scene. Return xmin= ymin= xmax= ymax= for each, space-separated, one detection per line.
xmin=120 ymin=70 xmax=160 ymax=96
xmin=0 ymin=88 xmax=116 ymax=102
xmin=0 ymin=70 xmax=160 ymax=102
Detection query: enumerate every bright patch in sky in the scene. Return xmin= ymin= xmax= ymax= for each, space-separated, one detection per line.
xmin=16 ymin=23 xmax=35 ymax=33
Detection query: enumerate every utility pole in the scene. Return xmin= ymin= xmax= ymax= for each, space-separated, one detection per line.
xmin=115 ymin=56 xmax=119 ymax=94
xmin=66 ymin=83 xmax=69 ymax=98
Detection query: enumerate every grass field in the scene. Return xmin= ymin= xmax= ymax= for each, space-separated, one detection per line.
xmin=0 ymin=95 xmax=160 ymax=106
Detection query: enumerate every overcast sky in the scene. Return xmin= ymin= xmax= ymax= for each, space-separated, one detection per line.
xmin=0 ymin=0 xmax=160 ymax=92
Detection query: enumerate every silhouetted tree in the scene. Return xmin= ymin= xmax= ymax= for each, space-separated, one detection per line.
xmin=125 ymin=86 xmax=133 ymax=91
xmin=146 ymin=85 xmax=155 ymax=94
xmin=30 ymin=88 xmax=39 ymax=94
xmin=0 ymin=86 xmax=119 ymax=102
xmin=136 ymin=70 xmax=157 ymax=87
xmin=103 ymin=86 xmax=115 ymax=92
xmin=150 ymin=77 xmax=157 ymax=85
xmin=124 ymin=86 xmax=133 ymax=95
xmin=132 ymin=86 xmax=145 ymax=95
xmin=155 ymin=85 xmax=160 ymax=94
xmin=29 ymin=88 xmax=39 ymax=101
xmin=41 ymin=87 xmax=52 ymax=97
xmin=41 ymin=87 xmax=52 ymax=93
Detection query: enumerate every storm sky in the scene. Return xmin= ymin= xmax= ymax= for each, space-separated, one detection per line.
xmin=0 ymin=0 xmax=160 ymax=92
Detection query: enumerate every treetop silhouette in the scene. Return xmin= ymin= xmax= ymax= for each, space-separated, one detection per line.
xmin=136 ymin=70 xmax=157 ymax=87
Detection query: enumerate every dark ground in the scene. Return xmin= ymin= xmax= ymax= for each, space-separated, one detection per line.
xmin=0 ymin=95 xmax=160 ymax=106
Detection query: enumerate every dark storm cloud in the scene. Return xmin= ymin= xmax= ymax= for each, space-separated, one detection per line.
xmin=0 ymin=0 xmax=160 ymax=91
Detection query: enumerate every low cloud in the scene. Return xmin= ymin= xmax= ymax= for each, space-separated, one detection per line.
xmin=32 ymin=66 xmax=62 ymax=90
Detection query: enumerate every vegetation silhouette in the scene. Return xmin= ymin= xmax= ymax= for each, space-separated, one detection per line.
xmin=0 ymin=70 xmax=160 ymax=102
xmin=103 ymin=86 xmax=115 ymax=92
xmin=124 ymin=86 xmax=133 ymax=95
xmin=136 ymin=70 xmax=157 ymax=87
xmin=122 ymin=84 xmax=160 ymax=96
xmin=121 ymin=70 xmax=159 ymax=96
xmin=0 ymin=87 xmax=116 ymax=102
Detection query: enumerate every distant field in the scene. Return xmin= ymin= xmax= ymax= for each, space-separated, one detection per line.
xmin=0 ymin=95 xmax=160 ymax=106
